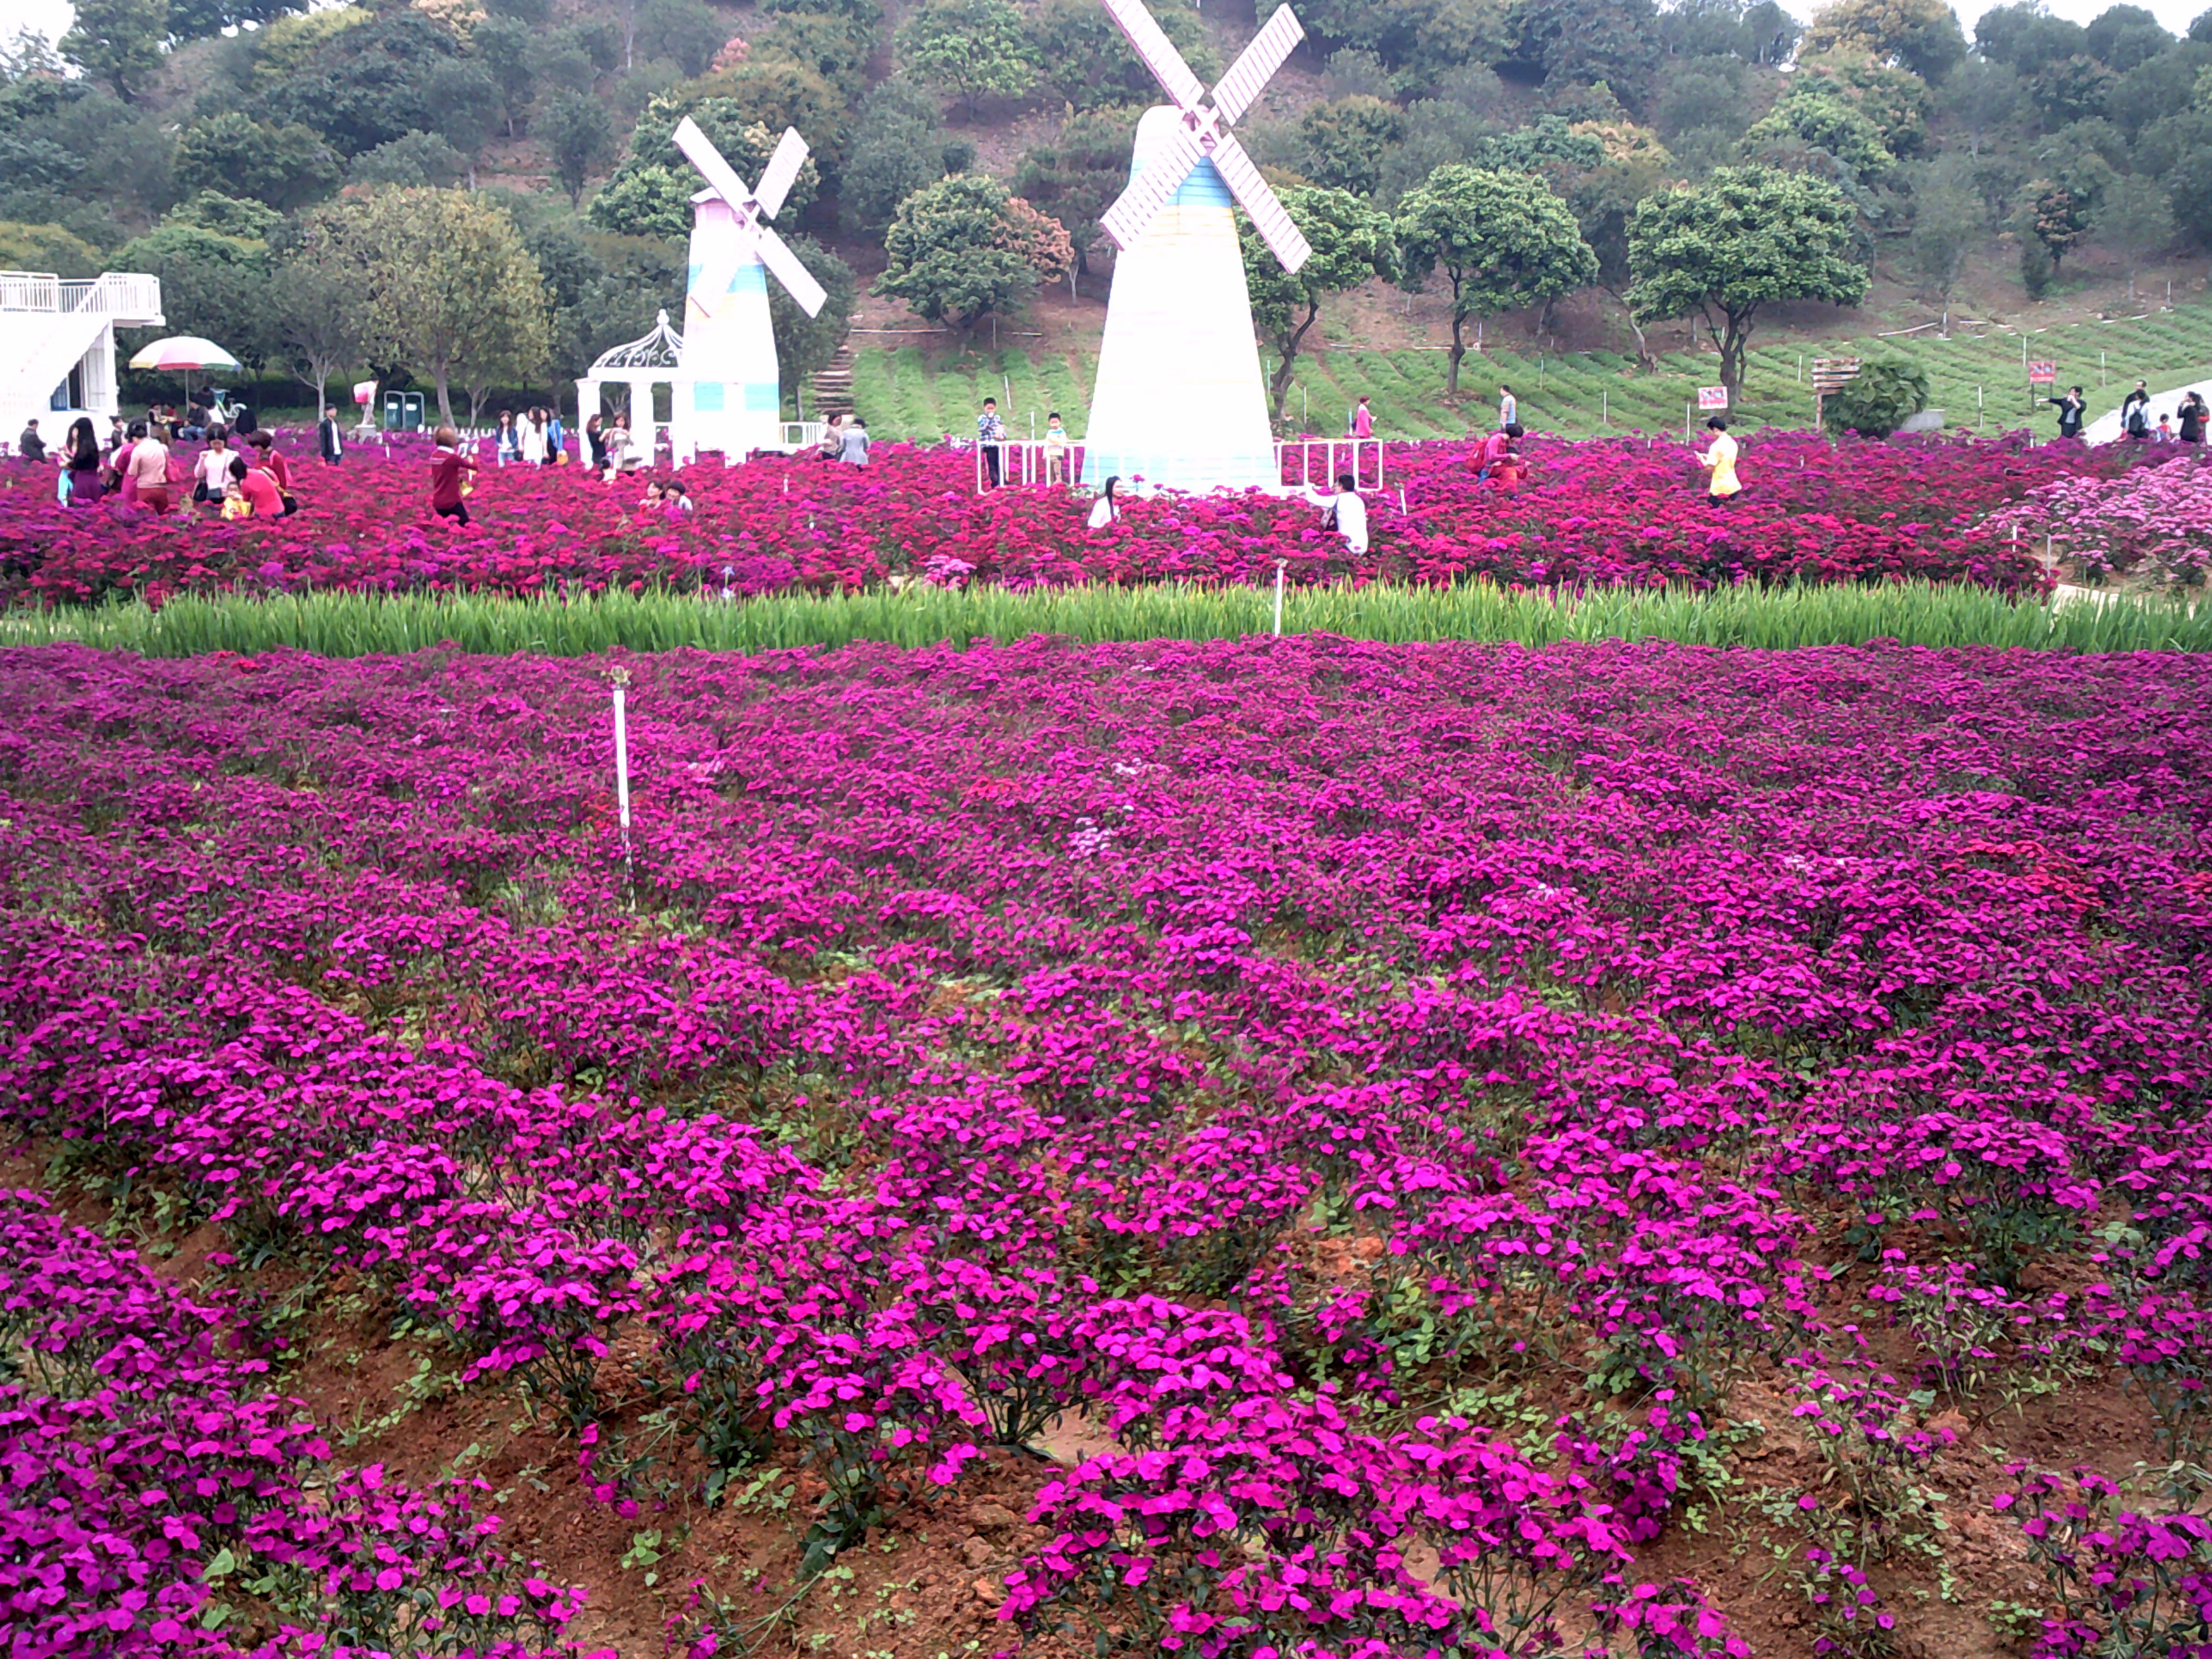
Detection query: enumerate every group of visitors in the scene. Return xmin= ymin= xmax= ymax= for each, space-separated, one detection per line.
xmin=493 ymin=407 xmax=568 ymax=467
xmin=2117 ymin=380 xmax=2210 ymax=444
xmin=16 ymin=413 xmax=300 ymax=517
xmin=814 ymin=413 xmax=872 ymax=466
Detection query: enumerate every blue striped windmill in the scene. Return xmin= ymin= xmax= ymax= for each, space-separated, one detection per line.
xmin=671 ymin=118 xmax=828 ymax=463
xmin=1082 ymin=0 xmax=1311 ymax=494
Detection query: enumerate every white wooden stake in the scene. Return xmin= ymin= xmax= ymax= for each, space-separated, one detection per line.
xmin=611 ymin=669 xmax=634 ymax=879
xmin=1272 ymin=560 xmax=1286 ymax=636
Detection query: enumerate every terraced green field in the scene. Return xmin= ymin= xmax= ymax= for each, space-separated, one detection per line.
xmin=846 ymin=305 xmax=2212 ymax=441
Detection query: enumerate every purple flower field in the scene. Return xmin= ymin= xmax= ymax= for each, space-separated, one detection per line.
xmin=4 ymin=636 xmax=2211 ymax=1658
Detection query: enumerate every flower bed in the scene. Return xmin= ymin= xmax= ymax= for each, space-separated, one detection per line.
xmin=4 ymin=636 xmax=2211 ymax=1653
xmin=0 ymin=432 xmax=2108 ymax=609
xmin=1987 ymin=446 xmax=2212 ymax=588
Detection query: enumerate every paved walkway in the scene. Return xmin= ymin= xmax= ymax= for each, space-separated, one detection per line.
xmin=2080 ymin=379 xmax=2212 ymax=445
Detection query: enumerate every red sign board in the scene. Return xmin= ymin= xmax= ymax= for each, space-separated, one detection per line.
xmin=1696 ymin=385 xmax=1729 ymax=410
xmin=2028 ymin=361 xmax=2057 ymax=383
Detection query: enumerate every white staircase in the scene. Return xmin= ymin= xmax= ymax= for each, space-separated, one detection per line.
xmin=0 ymin=271 xmax=164 ymax=446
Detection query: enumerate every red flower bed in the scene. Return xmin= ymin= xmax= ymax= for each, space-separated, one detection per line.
xmin=0 ymin=431 xmax=2108 ymax=607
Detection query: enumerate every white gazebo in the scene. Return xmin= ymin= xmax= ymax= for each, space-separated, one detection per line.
xmin=576 ymin=310 xmax=691 ymax=462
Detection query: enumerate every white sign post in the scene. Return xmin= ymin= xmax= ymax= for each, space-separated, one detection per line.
xmin=1273 ymin=559 xmax=1287 ymax=636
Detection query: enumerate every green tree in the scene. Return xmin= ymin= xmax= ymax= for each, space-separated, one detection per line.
xmin=2083 ymin=4 xmax=2170 ymax=72
xmin=1820 ymin=354 xmax=1929 ymax=436
xmin=2093 ymin=172 xmax=2174 ymax=295
xmin=0 ymin=220 xmax=101 ymax=276
xmin=424 ymin=59 xmax=504 ymax=188
xmin=1803 ymin=0 xmax=1965 ymax=80
xmin=1626 ymin=165 xmax=1869 ymax=402
xmin=1012 ymin=107 xmax=1138 ymax=293
xmin=113 ymin=222 xmax=272 ymax=370
xmin=1570 ymin=151 xmax=1672 ymax=363
xmin=252 ymin=9 xmax=462 ymax=156
xmin=1904 ymin=156 xmax=1982 ymax=308
xmin=1790 ymin=54 xmax=1932 ymax=155
xmin=1242 ymin=185 xmax=1396 ymax=429
xmin=265 ymin=215 xmax=369 ymax=407
xmin=878 ymin=173 xmax=1036 ymax=337
xmin=474 ymin=14 xmax=536 ymax=138
xmin=544 ymin=91 xmax=616 ymax=206
xmin=637 ymin=0 xmax=728 ymax=76
xmin=175 ymin=113 xmax=344 ymax=210
xmin=60 ymin=0 xmax=168 ymax=105
xmin=1029 ymin=0 xmax=1219 ymax=111
xmin=321 ymin=189 xmax=549 ymax=428
xmin=898 ymin=0 xmax=1037 ymax=114
xmin=1395 ymin=164 xmax=1597 ymax=395
xmin=168 ymin=0 xmax=303 ymax=42
xmin=1503 ymin=0 xmax=1662 ymax=111
xmin=349 ymin=130 xmax=467 ymax=187
xmin=169 ymin=190 xmax=281 ymax=240
xmin=1298 ymin=96 xmax=1407 ymax=196
xmin=844 ymin=79 xmax=952 ymax=241
xmin=2030 ymin=54 xmax=2118 ymax=125
xmin=1743 ymin=89 xmax=1897 ymax=178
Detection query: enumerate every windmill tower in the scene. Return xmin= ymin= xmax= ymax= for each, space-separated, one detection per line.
xmin=671 ymin=118 xmax=829 ymax=463
xmin=1082 ymin=0 xmax=1310 ymax=495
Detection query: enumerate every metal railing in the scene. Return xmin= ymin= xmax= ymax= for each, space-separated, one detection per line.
xmin=0 ymin=271 xmax=164 ymax=323
xmin=967 ymin=437 xmax=1389 ymax=495
xmin=973 ymin=440 xmax=1083 ymax=491
xmin=1278 ymin=438 xmax=1385 ymax=491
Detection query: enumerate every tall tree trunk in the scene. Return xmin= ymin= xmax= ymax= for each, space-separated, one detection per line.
xmin=1268 ymin=301 xmax=1321 ymax=428
xmin=433 ymin=369 xmax=456 ymax=432
xmin=1718 ymin=313 xmax=1749 ymax=404
xmin=1445 ymin=310 xmax=1466 ymax=397
xmin=1603 ymin=285 xmax=1652 ymax=367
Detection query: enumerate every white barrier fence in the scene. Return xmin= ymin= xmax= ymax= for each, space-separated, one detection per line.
xmin=968 ymin=438 xmax=1388 ymax=495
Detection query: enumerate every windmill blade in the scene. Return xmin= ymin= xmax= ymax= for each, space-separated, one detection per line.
xmin=756 ymin=225 xmax=829 ymax=317
xmin=1099 ymin=0 xmax=1207 ymax=109
xmin=753 ymin=127 xmax=810 ymax=219
xmin=1210 ymin=132 xmax=1311 ymax=272
xmin=1099 ymin=121 xmax=1207 ymax=251
xmin=1212 ymin=4 xmax=1303 ymax=126
xmin=672 ymin=116 xmax=756 ymax=207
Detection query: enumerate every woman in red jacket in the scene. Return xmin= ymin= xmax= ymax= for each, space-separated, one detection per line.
xmin=429 ymin=426 xmax=477 ymax=526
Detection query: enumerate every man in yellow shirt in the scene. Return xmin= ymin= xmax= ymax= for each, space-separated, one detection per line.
xmin=1698 ymin=416 xmax=1741 ymax=502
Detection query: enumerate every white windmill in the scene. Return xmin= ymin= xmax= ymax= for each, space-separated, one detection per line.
xmin=1081 ymin=0 xmax=1310 ymax=495
xmin=669 ymin=117 xmax=828 ymax=463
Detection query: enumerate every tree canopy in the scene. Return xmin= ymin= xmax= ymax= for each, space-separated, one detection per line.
xmin=1395 ymin=165 xmax=1596 ymax=393
xmin=1242 ymin=186 xmax=1396 ymax=429
xmin=877 ymin=172 xmax=1037 ymax=336
xmin=1626 ymin=165 xmax=1870 ymax=400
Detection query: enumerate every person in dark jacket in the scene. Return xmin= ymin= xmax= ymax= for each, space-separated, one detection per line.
xmin=17 ymin=419 xmax=46 ymax=461
xmin=318 ymin=405 xmax=345 ymax=464
xmin=2180 ymin=391 xmax=2209 ymax=444
xmin=2048 ymin=386 xmax=2085 ymax=438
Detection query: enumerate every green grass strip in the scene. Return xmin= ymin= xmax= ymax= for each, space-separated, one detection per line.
xmin=4 ymin=583 xmax=2207 ymax=660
